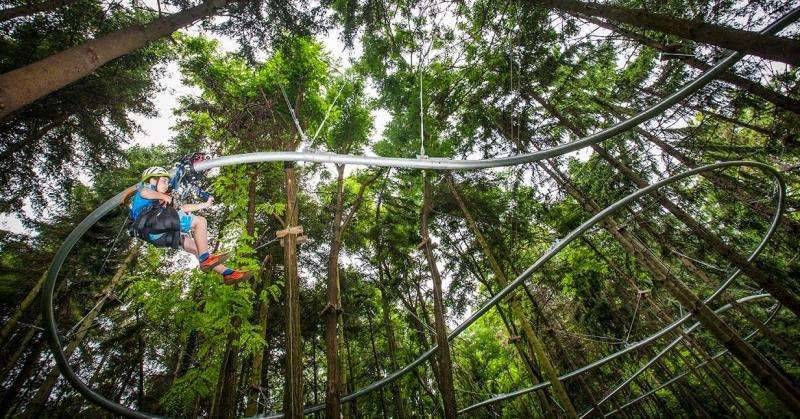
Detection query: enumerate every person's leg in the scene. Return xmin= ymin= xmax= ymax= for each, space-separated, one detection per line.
xmin=182 ymin=235 xmax=198 ymax=256
xmin=188 ymin=215 xmax=233 ymax=274
xmin=191 ymin=215 xmax=209 ymax=255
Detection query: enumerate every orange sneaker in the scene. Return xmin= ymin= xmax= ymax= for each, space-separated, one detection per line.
xmin=199 ymin=252 xmax=229 ymax=273
xmin=223 ymin=270 xmax=252 ymax=286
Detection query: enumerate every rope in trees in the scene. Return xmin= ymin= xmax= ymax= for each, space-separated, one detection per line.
xmin=39 ymin=6 xmax=800 ymax=419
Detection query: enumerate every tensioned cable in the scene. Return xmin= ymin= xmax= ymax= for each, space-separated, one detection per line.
xmin=279 ymin=83 xmax=308 ymax=144
xmin=40 ymin=6 xmax=800 ymax=418
xmin=623 ymin=292 xmax=642 ymax=345
xmin=309 ymin=79 xmax=347 ymax=144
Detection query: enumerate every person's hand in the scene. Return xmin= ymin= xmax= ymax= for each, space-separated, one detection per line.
xmin=205 ymin=196 xmax=214 ymax=208
xmin=161 ymin=194 xmax=172 ymax=206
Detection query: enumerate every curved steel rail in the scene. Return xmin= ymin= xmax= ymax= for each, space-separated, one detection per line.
xmin=42 ymin=161 xmax=784 ymax=419
xmin=40 ymin=5 xmax=799 ymax=417
xmin=267 ymin=162 xmax=783 ymax=418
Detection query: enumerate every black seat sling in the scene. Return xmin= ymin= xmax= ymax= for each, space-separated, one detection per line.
xmin=129 ymin=205 xmax=183 ymax=249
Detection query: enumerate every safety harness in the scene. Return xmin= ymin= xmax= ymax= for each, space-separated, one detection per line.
xmin=128 ymin=205 xmax=183 ymax=249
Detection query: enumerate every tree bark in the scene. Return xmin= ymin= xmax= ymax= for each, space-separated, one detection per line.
xmin=0 ymin=0 xmax=233 ymax=119
xmin=245 ymin=255 xmax=273 ymax=416
xmin=0 ymin=337 xmax=44 ymax=416
xmin=378 ymin=286 xmax=410 ymax=419
xmin=0 ymin=0 xmax=78 ymax=22
xmin=343 ymin=320 xmax=358 ymax=418
xmin=533 ymin=0 xmax=800 ymax=66
xmin=366 ymin=312 xmax=388 ymax=419
xmin=137 ymin=321 xmax=146 ymax=409
xmin=283 ymin=163 xmax=304 ymax=418
xmin=211 ymin=330 xmax=240 ymax=418
xmin=246 ymin=171 xmax=259 ymax=236
xmin=420 ymin=173 xmax=457 ymax=419
xmin=325 ymin=164 xmax=346 ymax=418
xmin=0 ymin=325 xmax=37 ymax=383
xmin=374 ymin=190 xmax=410 ymax=419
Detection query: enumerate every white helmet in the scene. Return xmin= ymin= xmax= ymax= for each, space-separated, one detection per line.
xmin=141 ymin=166 xmax=170 ymax=183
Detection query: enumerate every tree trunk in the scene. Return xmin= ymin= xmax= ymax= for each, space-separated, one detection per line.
xmin=245 ymin=255 xmax=273 ymax=416
xmin=212 ymin=330 xmax=240 ymax=418
xmin=533 ymin=0 xmax=800 ymax=66
xmin=29 ymin=244 xmax=139 ymax=410
xmin=0 ymin=323 xmax=37 ymax=382
xmin=283 ymin=163 xmax=304 ymax=418
xmin=174 ymin=329 xmax=198 ymax=381
xmin=461 ymin=252 xmax=556 ymax=416
xmin=415 ymin=270 xmax=446 ymax=405
xmin=137 ymin=322 xmax=146 ymax=409
xmin=367 ymin=311 xmax=389 ymax=419
xmin=246 ymin=171 xmax=258 ymax=236
xmin=0 ymin=0 xmax=78 ymax=22
xmin=343 ymin=321 xmax=359 ymax=418
xmin=0 ymin=337 xmax=44 ymax=416
xmin=420 ymin=173 xmax=457 ymax=419
xmin=383 ymin=266 xmax=444 ymax=409
xmin=374 ymin=188 xmax=410 ymax=419
xmin=445 ymin=173 xmax=579 ymax=417
xmin=0 ymin=0 xmax=232 ymax=118
xmin=325 ymin=164 xmax=346 ymax=418
xmin=214 ymin=171 xmax=261 ymax=418
xmin=378 ymin=286 xmax=410 ymax=419
xmin=311 ymin=336 xmax=319 ymax=414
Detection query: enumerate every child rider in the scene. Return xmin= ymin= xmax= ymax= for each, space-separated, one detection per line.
xmin=130 ymin=166 xmax=251 ymax=286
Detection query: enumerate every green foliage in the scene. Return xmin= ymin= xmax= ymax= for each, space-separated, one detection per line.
xmin=3 ymin=1 xmax=800 ymax=417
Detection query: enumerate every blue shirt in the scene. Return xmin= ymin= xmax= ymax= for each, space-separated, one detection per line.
xmin=130 ymin=183 xmax=158 ymax=220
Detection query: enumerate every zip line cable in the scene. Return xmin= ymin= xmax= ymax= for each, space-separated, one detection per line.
xmin=279 ymin=83 xmax=308 ymax=145
xmin=310 ymin=79 xmax=347 ymax=144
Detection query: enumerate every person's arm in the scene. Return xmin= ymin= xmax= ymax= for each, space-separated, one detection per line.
xmin=139 ymin=187 xmax=172 ymax=205
xmin=180 ymin=196 xmax=214 ymax=213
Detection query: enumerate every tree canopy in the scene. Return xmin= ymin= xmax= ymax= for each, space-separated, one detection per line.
xmin=1 ymin=0 xmax=799 ymax=417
